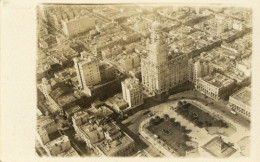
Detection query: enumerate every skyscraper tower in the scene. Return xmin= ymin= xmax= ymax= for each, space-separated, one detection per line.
xmin=141 ymin=21 xmax=170 ymax=95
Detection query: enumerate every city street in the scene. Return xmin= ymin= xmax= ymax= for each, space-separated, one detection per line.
xmin=168 ymin=90 xmax=250 ymax=129
xmin=121 ymin=89 xmax=250 ymax=157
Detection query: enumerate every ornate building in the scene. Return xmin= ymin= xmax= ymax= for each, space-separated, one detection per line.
xmin=141 ymin=21 xmax=189 ymax=95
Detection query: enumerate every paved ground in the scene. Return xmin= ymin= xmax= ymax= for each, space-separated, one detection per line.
xmin=168 ymin=90 xmax=250 ymax=128
xmin=122 ymin=90 xmax=250 ymax=157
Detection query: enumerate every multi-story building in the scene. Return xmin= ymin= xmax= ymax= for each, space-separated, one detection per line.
xmin=99 ymin=63 xmax=117 ymax=82
xmin=36 ymin=116 xmax=58 ymax=146
xmin=141 ymin=21 xmax=189 ymax=95
xmin=229 ymin=86 xmax=251 ymax=119
xmin=77 ymin=123 xmax=105 ymax=148
xmin=72 ymin=111 xmax=90 ymax=132
xmin=37 ymin=116 xmax=57 ymax=134
xmin=95 ymin=122 xmax=136 ymax=157
xmin=61 ymin=16 xmax=95 ymax=37
xmin=41 ymin=78 xmax=52 ymax=98
xmin=44 ymin=135 xmax=71 ymax=156
xmin=118 ymin=53 xmax=140 ymax=72
xmin=121 ymin=78 xmax=144 ymax=108
xmin=196 ymin=73 xmax=235 ymax=100
xmin=188 ymin=58 xmax=213 ymax=84
xmin=73 ymin=57 xmax=101 ymax=89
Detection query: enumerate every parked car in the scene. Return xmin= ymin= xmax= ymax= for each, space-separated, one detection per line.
xmin=230 ymin=110 xmax=237 ymax=115
xmin=143 ymin=110 xmax=150 ymax=116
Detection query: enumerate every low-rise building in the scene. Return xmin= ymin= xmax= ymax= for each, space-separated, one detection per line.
xmin=96 ymin=134 xmax=135 ymax=156
xmin=72 ymin=111 xmax=90 ymax=132
xmin=95 ymin=122 xmax=136 ymax=156
xmin=118 ymin=53 xmax=140 ymax=72
xmin=229 ymin=86 xmax=251 ymax=119
xmin=77 ymin=123 xmax=105 ymax=148
xmin=196 ymin=73 xmax=235 ymax=100
xmin=107 ymin=94 xmax=129 ymax=115
xmin=44 ymin=135 xmax=71 ymax=156
xmin=64 ymin=105 xmax=81 ymax=119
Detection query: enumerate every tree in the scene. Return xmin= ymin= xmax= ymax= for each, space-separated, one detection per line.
xmin=155 ymin=115 xmax=160 ymax=121
xmin=170 ymin=118 xmax=175 ymax=123
xmin=175 ymin=121 xmax=181 ymax=127
xmin=178 ymin=101 xmax=184 ymax=107
xmin=150 ymin=118 xmax=156 ymax=125
xmin=164 ymin=114 xmax=170 ymax=121
xmin=198 ymin=121 xmax=204 ymax=128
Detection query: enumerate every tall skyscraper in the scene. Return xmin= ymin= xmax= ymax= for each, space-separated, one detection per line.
xmin=73 ymin=57 xmax=101 ymax=90
xmin=141 ymin=21 xmax=170 ymax=95
xmin=141 ymin=21 xmax=189 ymax=96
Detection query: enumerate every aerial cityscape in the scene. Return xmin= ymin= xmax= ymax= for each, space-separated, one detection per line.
xmin=36 ymin=4 xmax=252 ymax=158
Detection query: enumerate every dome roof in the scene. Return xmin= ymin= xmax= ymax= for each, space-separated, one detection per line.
xmin=151 ymin=21 xmax=162 ymax=30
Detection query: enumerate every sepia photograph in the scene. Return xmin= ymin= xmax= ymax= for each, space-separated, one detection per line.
xmin=35 ymin=3 xmax=252 ymax=158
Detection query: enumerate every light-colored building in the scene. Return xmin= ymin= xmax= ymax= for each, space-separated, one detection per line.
xmin=44 ymin=135 xmax=71 ymax=156
xmin=106 ymin=94 xmax=129 ymax=115
xmin=95 ymin=122 xmax=136 ymax=157
xmin=141 ymin=21 xmax=189 ymax=95
xmin=37 ymin=116 xmax=57 ymax=134
xmin=73 ymin=57 xmax=101 ymax=90
xmin=77 ymin=123 xmax=105 ymax=148
xmin=121 ymin=78 xmax=143 ymax=108
xmin=196 ymin=73 xmax=235 ymax=100
xmin=36 ymin=116 xmax=58 ymax=146
xmin=96 ymin=133 xmax=135 ymax=157
xmin=229 ymin=86 xmax=251 ymax=119
xmin=41 ymin=78 xmax=52 ymax=98
xmin=188 ymin=58 xmax=213 ymax=84
xmin=72 ymin=111 xmax=90 ymax=132
xmin=118 ymin=53 xmax=140 ymax=72
xmin=61 ymin=16 xmax=95 ymax=37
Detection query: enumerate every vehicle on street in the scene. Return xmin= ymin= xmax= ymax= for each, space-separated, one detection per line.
xmin=143 ymin=110 xmax=150 ymax=116
xmin=231 ymin=110 xmax=237 ymax=115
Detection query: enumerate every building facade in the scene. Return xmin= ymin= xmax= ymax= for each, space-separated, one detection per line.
xmin=141 ymin=21 xmax=189 ymax=95
xmin=121 ymin=78 xmax=144 ymax=108
xmin=44 ymin=135 xmax=71 ymax=156
xmin=73 ymin=57 xmax=101 ymax=90
xmin=229 ymin=86 xmax=251 ymax=119
xmin=196 ymin=73 xmax=235 ymax=100
xmin=188 ymin=58 xmax=213 ymax=84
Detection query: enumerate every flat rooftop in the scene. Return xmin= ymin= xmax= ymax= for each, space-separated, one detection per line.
xmin=231 ymin=86 xmax=251 ymax=106
xmin=97 ymin=134 xmax=134 ymax=156
xmin=203 ymin=73 xmax=234 ymax=88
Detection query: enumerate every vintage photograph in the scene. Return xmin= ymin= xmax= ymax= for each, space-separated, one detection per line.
xmin=36 ymin=4 xmax=252 ymax=158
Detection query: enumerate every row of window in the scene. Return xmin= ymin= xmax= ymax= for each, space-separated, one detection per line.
xmin=231 ymin=103 xmax=250 ymax=117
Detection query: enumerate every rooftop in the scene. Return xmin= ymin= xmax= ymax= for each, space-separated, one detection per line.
xmin=97 ymin=134 xmax=134 ymax=156
xmin=65 ymin=105 xmax=81 ymax=116
xmin=37 ymin=116 xmax=55 ymax=130
xmin=72 ymin=111 xmax=89 ymax=120
xmin=122 ymin=77 xmax=141 ymax=90
xmin=231 ymin=86 xmax=251 ymax=106
xmin=80 ymin=124 xmax=105 ymax=144
xmin=57 ymin=147 xmax=79 ymax=157
xmin=45 ymin=135 xmax=70 ymax=148
xmin=57 ymin=94 xmax=77 ymax=107
xmin=202 ymin=73 xmax=234 ymax=88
